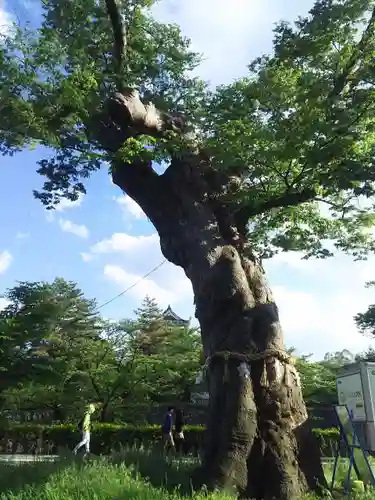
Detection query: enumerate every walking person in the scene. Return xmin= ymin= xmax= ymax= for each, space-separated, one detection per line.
xmin=161 ymin=406 xmax=175 ymax=454
xmin=73 ymin=403 xmax=96 ymax=457
xmin=174 ymin=408 xmax=185 ymax=455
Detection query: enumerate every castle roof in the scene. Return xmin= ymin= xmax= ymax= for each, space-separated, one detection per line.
xmin=162 ymin=305 xmax=188 ymax=326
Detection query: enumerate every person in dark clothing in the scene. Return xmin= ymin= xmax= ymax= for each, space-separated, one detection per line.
xmin=174 ymin=408 xmax=185 ymax=454
xmin=162 ymin=406 xmax=175 ymax=452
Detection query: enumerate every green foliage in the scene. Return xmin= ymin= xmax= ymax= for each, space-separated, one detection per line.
xmin=0 ymin=449 xmax=369 ymax=500
xmin=296 ymin=357 xmax=338 ymax=407
xmin=0 ymin=278 xmax=102 ymax=412
xmin=356 ymin=346 xmax=375 ymax=361
xmin=127 ymin=296 xmax=202 ymax=402
xmin=0 ymin=277 xmax=355 ymax=417
xmin=133 ymin=296 xmax=171 ymax=354
xmin=0 ymin=455 xmax=232 ymax=500
xmin=0 ymin=451 xmax=367 ymax=500
xmin=203 ymin=0 xmax=375 ymax=258
xmin=1 ymin=0 xmax=375 ymax=262
xmin=0 ymin=282 xmax=202 ymax=420
xmin=0 ymin=422 xmax=205 ymax=456
xmin=293 ymin=349 xmax=355 ymax=407
xmin=322 ymin=350 xmax=355 ymax=366
xmin=355 ymin=281 xmax=375 ymax=336
xmin=0 ymin=0 xmax=206 ymax=207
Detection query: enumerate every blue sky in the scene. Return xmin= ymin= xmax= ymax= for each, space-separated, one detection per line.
xmin=1 ymin=0 xmax=375 ymax=359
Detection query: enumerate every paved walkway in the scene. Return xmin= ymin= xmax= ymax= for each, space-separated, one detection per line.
xmin=0 ymin=454 xmax=59 ymax=463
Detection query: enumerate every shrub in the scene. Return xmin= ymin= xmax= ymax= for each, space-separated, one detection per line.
xmin=0 ymin=423 xmax=339 ymax=456
xmin=312 ymin=427 xmax=340 ymax=457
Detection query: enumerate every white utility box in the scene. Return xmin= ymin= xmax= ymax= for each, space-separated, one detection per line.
xmin=336 ymin=361 xmax=375 ymax=451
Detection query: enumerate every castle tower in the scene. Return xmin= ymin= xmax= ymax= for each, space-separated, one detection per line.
xmin=162 ymin=305 xmax=189 ymax=326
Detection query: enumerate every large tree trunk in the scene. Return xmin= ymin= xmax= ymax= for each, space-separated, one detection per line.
xmin=96 ymin=89 xmax=327 ymax=499
xmin=120 ymin=173 xmax=325 ymax=498
xmin=192 ymin=250 xmax=325 ymax=499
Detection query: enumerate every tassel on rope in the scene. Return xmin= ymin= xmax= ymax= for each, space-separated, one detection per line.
xmin=204 ymin=348 xmax=295 ymax=387
xmin=260 ymin=361 xmax=268 ymax=387
xmin=223 ymin=352 xmax=230 ymax=382
xmin=283 ymin=364 xmax=293 ymax=387
xmin=238 ymin=361 xmax=251 ymax=379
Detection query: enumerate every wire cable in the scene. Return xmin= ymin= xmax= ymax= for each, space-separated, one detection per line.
xmin=96 ymin=260 xmax=167 ymax=311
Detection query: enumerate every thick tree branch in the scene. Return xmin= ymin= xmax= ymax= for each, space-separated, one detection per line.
xmin=102 ymin=0 xmax=265 ymax=242
xmin=237 ymin=188 xmax=316 ymax=223
xmin=329 ymin=6 xmax=375 ymax=99
xmin=108 ymin=90 xmax=186 ymax=138
xmin=110 ymin=156 xmax=162 ymax=222
xmin=103 ymin=0 xmax=188 ymax=139
xmin=88 ymin=373 xmax=102 ymax=400
xmin=96 ymin=0 xmax=191 ymax=224
xmin=105 ymin=0 xmax=126 ymax=77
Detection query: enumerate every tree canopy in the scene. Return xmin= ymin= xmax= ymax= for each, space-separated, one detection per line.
xmin=355 ymin=281 xmax=375 ymax=336
xmin=204 ymin=0 xmax=375 ymax=258
xmin=1 ymin=0 xmax=375 ymax=260
xmin=0 ymin=0 xmax=204 ymax=203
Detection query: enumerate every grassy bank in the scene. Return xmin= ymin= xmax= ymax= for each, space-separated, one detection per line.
xmin=0 ymin=454 xmax=230 ymax=500
xmin=1 ymin=449 xmax=375 ymax=499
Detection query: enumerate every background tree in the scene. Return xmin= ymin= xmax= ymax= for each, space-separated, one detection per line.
xmin=356 ymin=347 xmax=375 ymax=362
xmin=0 ymin=314 xmax=26 ymax=411
xmin=322 ymin=350 xmax=355 ymax=366
xmin=132 ymin=296 xmax=170 ymax=354
xmin=121 ymin=296 xmax=202 ymax=404
xmin=69 ymin=318 xmax=156 ymax=422
xmin=296 ymin=352 xmax=345 ymax=408
xmin=355 ymin=281 xmax=375 ymax=336
xmin=0 ymin=278 xmax=103 ymax=420
xmin=0 ymin=284 xmax=202 ymax=422
xmin=3 ymin=0 xmax=375 ymax=496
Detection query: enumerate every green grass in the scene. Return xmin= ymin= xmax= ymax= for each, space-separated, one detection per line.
xmin=1 ymin=450 xmax=375 ymax=499
xmin=0 ymin=453 xmax=230 ymax=500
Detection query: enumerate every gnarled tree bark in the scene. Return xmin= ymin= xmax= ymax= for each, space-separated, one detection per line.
xmin=93 ymin=87 xmax=327 ymax=499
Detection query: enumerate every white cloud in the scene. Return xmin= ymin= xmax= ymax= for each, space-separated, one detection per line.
xmin=263 ymin=251 xmax=375 ymax=359
xmin=45 ymin=211 xmax=55 ymax=223
xmin=86 ymin=229 xmax=375 ymax=361
xmin=104 ymin=265 xmax=176 ymax=305
xmin=273 ymin=285 xmax=375 ymax=360
xmin=266 ymin=251 xmax=375 ymax=288
xmin=16 ymin=231 xmax=30 ymax=239
xmin=80 ymin=233 xmax=159 ymax=270
xmin=114 ymin=195 xmax=146 ymax=220
xmin=59 ymin=218 xmax=89 ymax=238
xmin=152 ymin=0 xmax=315 ymax=85
xmin=0 ymin=250 xmax=12 ymax=274
xmin=45 ymin=195 xmax=84 ymax=222
xmin=0 ymin=1 xmax=12 ymax=35
xmin=0 ymin=297 xmax=10 ymax=311
xmin=55 ymin=194 xmax=84 ymax=212
xmin=88 ymin=231 xmax=193 ymax=310
xmin=103 ymin=261 xmax=193 ymax=314
xmin=81 ymin=252 xmax=93 ymax=262
xmin=93 ymin=231 xmax=375 ymax=359
xmin=91 ymin=232 xmax=158 ymax=255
